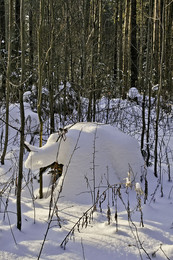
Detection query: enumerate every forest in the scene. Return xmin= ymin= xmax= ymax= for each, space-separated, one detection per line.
xmin=0 ymin=0 xmax=172 ymax=109
xmin=0 ymin=0 xmax=173 ymax=259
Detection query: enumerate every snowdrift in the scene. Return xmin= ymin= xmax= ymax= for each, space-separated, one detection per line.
xmin=25 ymin=122 xmax=144 ymax=204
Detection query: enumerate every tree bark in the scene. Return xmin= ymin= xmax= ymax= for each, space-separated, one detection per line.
xmin=17 ymin=0 xmax=25 ymax=231
xmin=1 ymin=0 xmax=13 ymax=165
xmin=145 ymin=0 xmax=153 ymax=167
xmin=122 ymin=0 xmax=130 ymax=98
xmin=38 ymin=0 xmax=44 ymax=198
xmin=29 ymin=0 xmax=34 ymax=88
xmin=118 ymin=0 xmax=123 ymax=97
xmin=48 ymin=0 xmax=55 ymax=133
xmin=130 ymin=0 xmax=138 ymax=88
xmin=154 ymin=1 xmax=165 ymax=178
xmin=0 ymin=0 xmax=6 ymax=99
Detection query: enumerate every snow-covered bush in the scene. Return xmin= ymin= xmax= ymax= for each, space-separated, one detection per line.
xmin=25 ymin=122 xmax=144 ymax=204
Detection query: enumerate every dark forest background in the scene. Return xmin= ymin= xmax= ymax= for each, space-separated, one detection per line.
xmin=0 ymin=0 xmax=172 ymax=121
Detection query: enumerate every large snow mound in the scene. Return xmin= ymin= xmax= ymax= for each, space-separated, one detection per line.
xmin=25 ymin=122 xmax=144 ymax=204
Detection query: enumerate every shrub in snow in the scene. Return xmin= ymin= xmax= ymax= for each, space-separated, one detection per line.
xmin=128 ymin=87 xmax=139 ymax=99
xmin=1 ymin=103 xmax=39 ymax=146
xmin=127 ymin=87 xmax=143 ymax=105
xmin=23 ymin=91 xmax=32 ymax=102
xmin=25 ymin=122 xmax=144 ymax=204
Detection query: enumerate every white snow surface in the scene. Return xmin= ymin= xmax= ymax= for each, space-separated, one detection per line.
xmin=25 ymin=122 xmax=144 ymax=204
xmin=0 ymin=105 xmax=173 ymax=260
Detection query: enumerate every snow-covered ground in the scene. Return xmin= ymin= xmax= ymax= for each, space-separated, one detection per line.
xmin=0 ymin=98 xmax=173 ymax=260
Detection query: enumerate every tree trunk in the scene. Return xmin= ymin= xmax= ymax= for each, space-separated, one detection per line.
xmin=1 ymin=0 xmax=13 ymax=165
xmin=113 ymin=1 xmax=118 ymax=82
xmin=48 ymin=0 xmax=55 ymax=133
xmin=0 ymin=0 xmax=6 ymax=99
xmin=153 ymin=0 xmax=160 ymax=84
xmin=122 ymin=0 xmax=130 ymax=98
xmin=29 ymin=0 xmax=34 ymax=88
xmin=140 ymin=0 xmax=145 ymax=155
xmin=38 ymin=0 xmax=44 ymax=198
xmin=17 ymin=0 xmax=25 ymax=231
xmin=165 ymin=0 xmax=173 ymax=99
xmin=138 ymin=0 xmax=144 ymax=93
xmin=154 ymin=1 xmax=165 ymax=178
xmin=118 ymin=0 xmax=123 ymax=97
xmin=130 ymin=0 xmax=138 ymax=88
xmin=145 ymin=0 xmax=153 ymax=167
